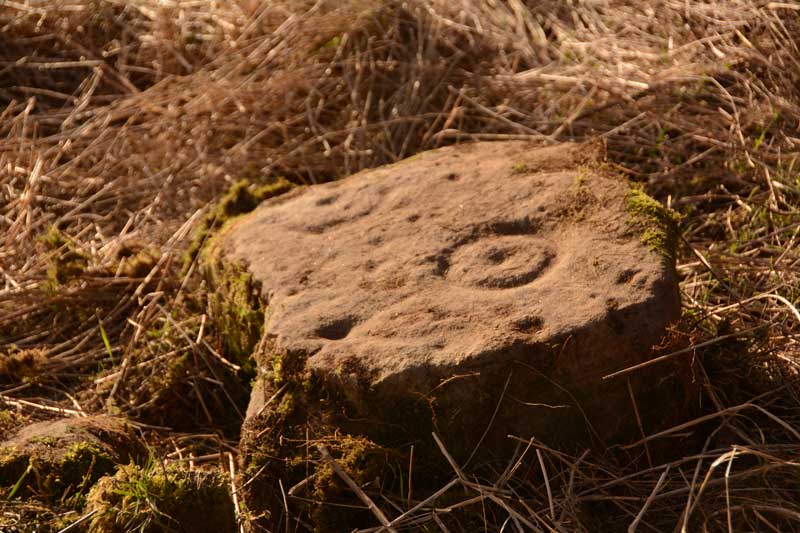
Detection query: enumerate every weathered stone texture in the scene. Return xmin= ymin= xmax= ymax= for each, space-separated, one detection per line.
xmin=217 ymin=141 xmax=683 ymax=453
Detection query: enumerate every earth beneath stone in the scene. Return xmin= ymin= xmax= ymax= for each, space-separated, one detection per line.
xmin=213 ymin=141 xmax=684 ymax=457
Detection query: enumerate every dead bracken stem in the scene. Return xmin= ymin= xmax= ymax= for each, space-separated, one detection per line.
xmin=227 ymin=452 xmax=245 ymax=533
xmin=627 ymin=466 xmax=669 ymax=533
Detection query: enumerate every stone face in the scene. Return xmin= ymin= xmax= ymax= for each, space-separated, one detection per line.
xmin=215 ymin=142 xmax=683 ymax=456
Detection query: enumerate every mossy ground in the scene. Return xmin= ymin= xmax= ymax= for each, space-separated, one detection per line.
xmin=41 ymin=227 xmax=89 ymax=288
xmin=0 ymin=440 xmax=115 ymax=504
xmin=87 ymin=463 xmax=235 ymax=533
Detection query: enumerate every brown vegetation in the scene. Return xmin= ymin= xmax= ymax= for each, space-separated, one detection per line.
xmin=1 ymin=0 xmax=799 ymax=531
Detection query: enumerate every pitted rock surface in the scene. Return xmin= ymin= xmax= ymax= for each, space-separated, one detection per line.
xmin=216 ymin=141 xmax=682 ymax=453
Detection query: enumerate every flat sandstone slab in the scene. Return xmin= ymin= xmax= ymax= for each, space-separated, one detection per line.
xmin=214 ymin=141 xmax=682 ymax=453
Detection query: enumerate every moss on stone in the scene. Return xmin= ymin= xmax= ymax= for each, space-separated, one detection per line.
xmin=511 ymin=162 xmax=529 ymax=174
xmin=183 ymin=178 xmax=294 ymax=272
xmin=239 ymin=397 xmax=399 ymax=532
xmin=201 ymin=251 xmax=264 ymax=366
xmin=87 ymin=463 xmax=235 ymax=533
xmin=190 ymin=179 xmax=294 ymax=367
xmin=0 ymin=417 xmax=144 ymax=521
xmin=268 ymin=345 xmax=310 ymax=387
xmin=237 ymin=364 xmax=445 ymax=532
xmin=626 ymin=187 xmax=681 ymax=262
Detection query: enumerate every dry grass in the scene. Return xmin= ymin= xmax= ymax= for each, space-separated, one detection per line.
xmin=1 ymin=0 xmax=800 ymax=531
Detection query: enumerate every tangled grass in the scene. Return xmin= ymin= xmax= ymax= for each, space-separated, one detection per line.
xmin=1 ymin=0 xmax=800 ymax=531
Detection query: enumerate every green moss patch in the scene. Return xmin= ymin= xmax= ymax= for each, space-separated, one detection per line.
xmin=189 ymin=179 xmax=294 ymax=366
xmin=202 ymin=255 xmax=264 ymax=366
xmin=626 ymin=187 xmax=681 ymax=262
xmin=41 ymin=226 xmax=89 ymax=287
xmin=0 ymin=439 xmax=115 ymax=504
xmin=87 ymin=463 xmax=235 ymax=533
xmin=0 ymin=417 xmax=144 ymax=507
xmin=184 ymin=178 xmax=294 ymax=271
